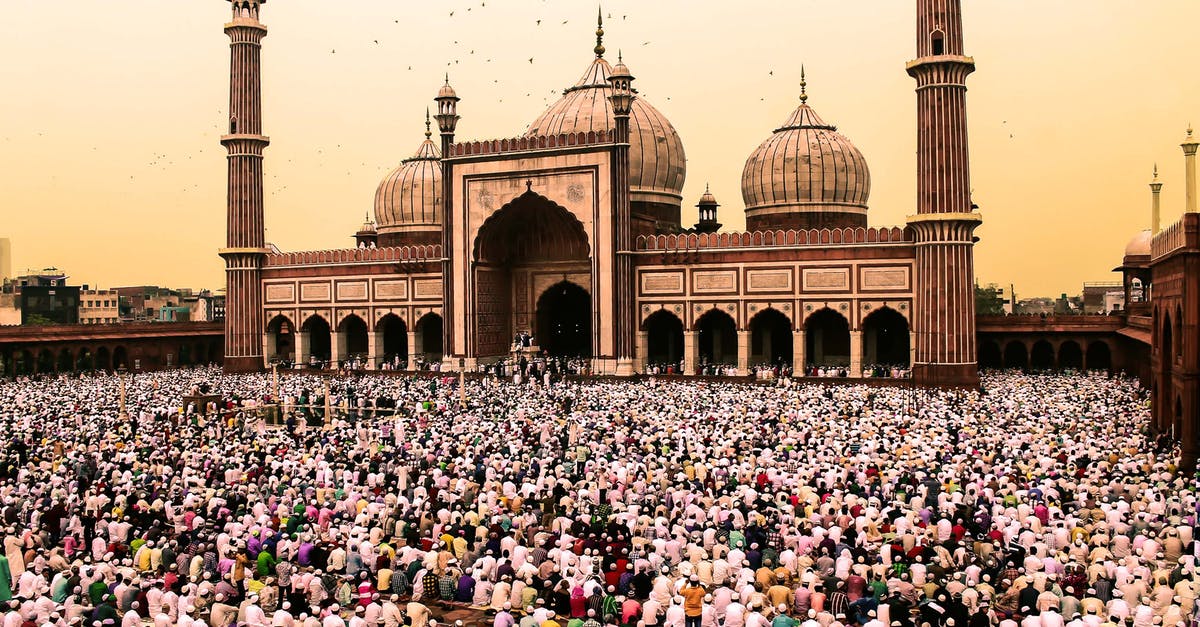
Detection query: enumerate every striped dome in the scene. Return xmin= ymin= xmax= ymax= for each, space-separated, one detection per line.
xmin=374 ymin=133 xmax=442 ymax=234
xmin=741 ymin=98 xmax=871 ymax=230
xmin=526 ymin=56 xmax=686 ymax=206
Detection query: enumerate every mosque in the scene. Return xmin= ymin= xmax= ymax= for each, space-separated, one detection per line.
xmin=220 ymin=0 xmax=984 ymax=388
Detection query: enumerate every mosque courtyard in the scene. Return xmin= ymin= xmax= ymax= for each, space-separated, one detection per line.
xmin=0 ymin=369 xmax=1191 ymax=626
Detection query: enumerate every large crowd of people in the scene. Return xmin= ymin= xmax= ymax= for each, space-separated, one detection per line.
xmin=0 ymin=367 xmax=1192 ymax=627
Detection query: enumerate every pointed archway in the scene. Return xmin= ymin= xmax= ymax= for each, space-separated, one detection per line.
xmin=862 ymin=307 xmax=910 ymax=367
xmin=337 ymin=314 xmax=369 ymax=366
xmin=696 ymin=309 xmax=737 ymax=367
xmin=536 ymin=281 xmax=592 ymax=357
xmin=749 ymin=308 xmax=792 ymax=367
xmin=416 ymin=313 xmax=443 ymax=367
xmin=805 ymin=308 xmax=850 ymax=367
xmin=643 ymin=310 xmax=684 ymax=371
xmin=1003 ymin=341 xmax=1028 ymax=369
xmin=473 ymin=190 xmax=591 ymax=360
xmin=378 ymin=314 xmax=408 ymax=368
xmin=301 ymin=315 xmax=331 ymax=365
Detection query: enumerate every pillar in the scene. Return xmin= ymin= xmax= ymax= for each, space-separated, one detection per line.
xmin=407 ymin=331 xmax=419 ymax=370
xmin=331 ymin=331 xmax=345 ymax=368
xmin=636 ymin=331 xmax=649 ymax=373
xmin=295 ymin=331 xmax=309 ymax=367
xmin=1151 ymin=166 xmax=1164 ymax=235
xmin=367 ymin=331 xmax=380 ymax=370
xmin=793 ymin=329 xmax=806 ymax=375
xmin=910 ymin=331 xmax=917 ymax=371
xmin=737 ymin=330 xmax=750 ymax=376
xmin=261 ymin=332 xmax=273 ymax=368
xmin=684 ymin=331 xmax=698 ymax=376
xmin=850 ymin=331 xmax=863 ymax=378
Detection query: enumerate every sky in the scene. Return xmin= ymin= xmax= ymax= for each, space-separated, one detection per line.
xmin=0 ymin=0 xmax=1197 ymax=298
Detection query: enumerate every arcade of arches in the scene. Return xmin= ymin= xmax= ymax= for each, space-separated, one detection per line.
xmin=977 ymin=337 xmax=1115 ymax=373
xmin=264 ymin=312 xmax=443 ymax=369
xmin=637 ymin=306 xmax=913 ymax=377
xmin=472 ymin=191 xmax=593 ymax=361
xmin=0 ymin=340 xmax=222 ymax=377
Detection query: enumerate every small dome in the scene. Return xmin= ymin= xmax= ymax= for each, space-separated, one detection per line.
xmin=374 ymin=124 xmax=442 ymax=239
xmin=741 ymin=83 xmax=870 ymax=231
xmin=526 ymin=56 xmax=686 ymax=207
xmin=437 ymin=77 xmax=458 ymax=100
xmin=1124 ymin=229 xmax=1151 ymax=258
xmin=697 ymin=185 xmax=718 ymax=207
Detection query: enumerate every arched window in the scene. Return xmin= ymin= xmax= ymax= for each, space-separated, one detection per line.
xmin=931 ymin=30 xmax=946 ymax=55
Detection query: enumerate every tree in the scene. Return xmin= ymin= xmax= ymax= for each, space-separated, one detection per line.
xmin=975 ymin=283 xmax=1007 ymax=315
xmin=22 ymin=314 xmax=55 ymax=326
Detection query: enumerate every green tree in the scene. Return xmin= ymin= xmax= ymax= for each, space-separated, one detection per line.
xmin=22 ymin=313 xmax=55 ymax=326
xmin=975 ymin=283 xmax=1007 ymax=315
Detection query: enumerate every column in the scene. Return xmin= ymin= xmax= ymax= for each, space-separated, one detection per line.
xmin=684 ymin=331 xmax=698 ymax=376
xmin=262 ymin=332 xmax=273 ymax=368
xmin=793 ymin=329 xmax=806 ymax=375
xmin=407 ymin=331 xmax=419 ymax=370
xmin=636 ymin=331 xmax=649 ymax=373
xmin=737 ymin=330 xmax=751 ymax=376
xmin=295 ymin=331 xmax=309 ymax=368
xmin=909 ymin=332 xmax=917 ymax=373
xmin=331 ymin=331 xmax=345 ymax=369
xmin=850 ymin=330 xmax=863 ymax=378
xmin=366 ymin=331 xmax=380 ymax=370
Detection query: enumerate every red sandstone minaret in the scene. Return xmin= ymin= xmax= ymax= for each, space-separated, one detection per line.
xmin=906 ymin=0 xmax=982 ymax=388
xmin=220 ymin=0 xmax=270 ymax=373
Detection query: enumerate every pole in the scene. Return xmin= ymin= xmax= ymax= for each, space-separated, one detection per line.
xmin=271 ymin=363 xmax=279 ymax=401
xmin=324 ymin=377 xmax=332 ymax=426
xmin=118 ymin=372 xmax=128 ymax=420
xmin=458 ymin=358 xmax=466 ymax=409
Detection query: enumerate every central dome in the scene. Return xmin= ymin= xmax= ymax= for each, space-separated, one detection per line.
xmin=525 ymin=55 xmax=686 ymax=207
xmin=741 ymin=78 xmax=871 ymax=231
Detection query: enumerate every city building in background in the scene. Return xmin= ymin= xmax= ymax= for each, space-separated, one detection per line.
xmin=0 ymin=239 xmax=10 ymax=283
xmin=78 ymin=288 xmax=120 ymax=324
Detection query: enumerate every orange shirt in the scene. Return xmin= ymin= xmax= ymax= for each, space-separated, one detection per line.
xmin=682 ymin=585 xmax=706 ymax=617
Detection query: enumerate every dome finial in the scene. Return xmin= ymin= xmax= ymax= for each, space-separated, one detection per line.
xmin=800 ymin=64 xmax=808 ymax=104
xmin=425 ymin=108 xmax=432 ymax=139
xmin=595 ymin=6 xmax=605 ymax=58
xmin=1153 ymin=163 xmax=1158 ymax=180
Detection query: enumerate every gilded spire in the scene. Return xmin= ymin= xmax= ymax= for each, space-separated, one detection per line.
xmin=595 ymin=7 xmax=605 ymax=58
xmin=425 ymin=108 xmax=432 ymax=138
xmin=800 ymin=65 xmax=808 ymax=104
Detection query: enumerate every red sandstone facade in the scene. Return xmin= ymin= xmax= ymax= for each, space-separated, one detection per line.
xmin=223 ymin=0 xmax=984 ymax=388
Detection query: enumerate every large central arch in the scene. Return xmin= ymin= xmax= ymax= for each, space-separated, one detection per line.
xmin=472 ymin=190 xmax=592 ymax=360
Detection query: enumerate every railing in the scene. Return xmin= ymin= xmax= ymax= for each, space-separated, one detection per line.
xmin=448 ymin=131 xmax=612 ymax=158
xmin=635 ymin=226 xmax=913 ymax=252
xmin=265 ymin=245 xmax=442 ymax=267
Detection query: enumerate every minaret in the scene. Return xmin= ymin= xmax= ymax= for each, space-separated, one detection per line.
xmin=434 ymin=77 xmax=460 ymax=370
xmin=220 ymin=0 xmax=270 ymax=373
xmin=608 ymin=45 xmax=636 ymax=376
xmin=1151 ymin=165 xmax=1163 ymax=235
xmin=905 ymin=0 xmax=982 ymax=388
xmin=1183 ymin=126 xmax=1198 ymax=214
xmin=694 ymin=184 xmax=722 ymax=234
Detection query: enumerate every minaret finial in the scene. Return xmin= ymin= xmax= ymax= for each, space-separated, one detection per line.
xmin=444 ymin=72 xmax=450 ymax=85
xmin=595 ymin=7 xmax=605 ymax=58
xmin=705 ymin=182 xmax=711 ymax=194
xmin=425 ymin=108 xmax=432 ymax=138
xmin=1154 ymin=163 xmax=1159 ymax=180
xmin=800 ymin=64 xmax=808 ymax=104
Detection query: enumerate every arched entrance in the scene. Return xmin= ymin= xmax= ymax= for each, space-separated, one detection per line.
xmin=1058 ymin=341 xmax=1083 ymax=370
xmin=112 ymin=346 xmax=128 ymax=371
xmin=337 ymin=314 xmax=369 ymax=367
xmin=473 ymin=190 xmax=591 ymax=360
xmin=1003 ymin=341 xmax=1028 ymax=369
xmin=57 ymin=348 xmax=74 ymax=373
xmin=378 ymin=314 xmax=408 ymax=368
xmin=416 ymin=313 xmax=443 ymax=367
xmin=96 ymin=347 xmax=111 ymax=372
xmin=1161 ymin=312 xmax=1174 ymax=434
xmin=805 ymin=308 xmax=850 ymax=368
xmin=76 ymin=349 xmax=95 ymax=371
xmin=978 ymin=340 xmax=1002 ymax=369
xmin=266 ymin=315 xmax=295 ymax=364
xmin=1030 ymin=340 xmax=1054 ymax=370
xmin=302 ymin=315 xmax=331 ymax=366
xmin=1086 ymin=341 xmax=1112 ymax=372
xmin=536 ymin=281 xmax=592 ymax=357
xmin=643 ymin=310 xmax=684 ymax=371
xmin=696 ymin=309 xmax=737 ymax=368
xmin=749 ymin=309 xmax=792 ymax=367
xmin=16 ymin=350 xmax=33 ymax=376
xmin=862 ymin=307 xmax=910 ymax=367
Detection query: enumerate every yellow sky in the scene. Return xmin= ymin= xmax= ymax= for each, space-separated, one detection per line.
xmin=0 ymin=0 xmax=1196 ymax=298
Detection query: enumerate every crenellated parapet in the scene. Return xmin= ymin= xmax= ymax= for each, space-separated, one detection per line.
xmin=447 ymin=131 xmax=613 ymax=158
xmin=1151 ymin=214 xmax=1199 ymax=260
xmin=635 ymin=226 xmax=913 ymax=251
xmin=265 ymin=245 xmax=443 ymax=267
